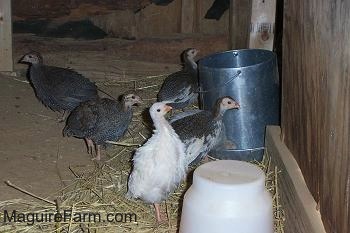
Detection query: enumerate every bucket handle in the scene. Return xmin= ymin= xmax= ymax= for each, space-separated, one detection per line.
xmin=197 ymin=70 xmax=242 ymax=93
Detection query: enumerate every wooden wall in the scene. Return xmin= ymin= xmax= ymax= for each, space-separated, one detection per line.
xmin=128 ymin=0 xmax=230 ymax=37
xmin=0 ymin=0 xmax=13 ymax=71
xmin=12 ymin=0 xmax=230 ymax=38
xmin=281 ymin=0 xmax=350 ymax=232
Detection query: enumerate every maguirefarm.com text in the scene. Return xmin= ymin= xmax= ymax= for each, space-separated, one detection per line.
xmin=2 ymin=210 xmax=137 ymax=226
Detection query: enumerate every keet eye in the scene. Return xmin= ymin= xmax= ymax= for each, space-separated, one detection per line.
xmin=131 ymin=96 xmax=135 ymax=99
xmin=157 ymin=109 xmax=161 ymax=112
xmin=227 ymin=101 xmax=232 ymax=104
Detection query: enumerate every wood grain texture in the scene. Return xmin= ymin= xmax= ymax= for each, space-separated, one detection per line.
xmin=181 ymin=0 xmax=195 ymax=33
xmin=135 ymin=0 xmax=182 ymax=37
xmin=12 ymin=0 xmax=146 ymax=20
xmin=281 ymin=0 xmax=350 ymax=232
xmin=229 ymin=0 xmax=252 ymax=49
xmin=196 ymin=0 xmax=229 ymax=35
xmin=266 ymin=126 xmax=326 ymax=233
xmin=0 ymin=0 xmax=13 ymax=71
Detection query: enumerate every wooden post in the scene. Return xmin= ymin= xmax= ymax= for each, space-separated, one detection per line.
xmin=0 ymin=0 xmax=13 ymax=71
xmin=229 ymin=0 xmax=252 ymax=49
xmin=181 ymin=0 xmax=195 ymax=33
xmin=249 ymin=0 xmax=276 ymax=50
xmin=194 ymin=0 xmax=202 ymax=33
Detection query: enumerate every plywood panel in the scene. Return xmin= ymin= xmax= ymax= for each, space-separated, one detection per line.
xmin=0 ymin=0 xmax=13 ymax=71
xmin=281 ymin=0 xmax=350 ymax=232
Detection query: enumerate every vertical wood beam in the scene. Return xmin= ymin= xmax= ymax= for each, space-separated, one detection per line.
xmin=249 ymin=0 xmax=276 ymax=50
xmin=181 ymin=0 xmax=195 ymax=33
xmin=281 ymin=0 xmax=350 ymax=232
xmin=229 ymin=0 xmax=252 ymax=49
xmin=194 ymin=0 xmax=202 ymax=33
xmin=0 ymin=0 xmax=13 ymax=71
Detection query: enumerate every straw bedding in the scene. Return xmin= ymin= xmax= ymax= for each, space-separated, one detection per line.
xmin=0 ymin=74 xmax=285 ymax=233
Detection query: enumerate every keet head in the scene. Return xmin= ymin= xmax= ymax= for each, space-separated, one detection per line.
xmin=123 ymin=93 xmax=142 ymax=105
xmin=183 ymin=48 xmax=199 ymax=60
xmin=19 ymin=51 xmax=43 ymax=65
xmin=219 ymin=96 xmax=240 ymax=110
xmin=149 ymin=102 xmax=172 ymax=120
xmin=214 ymin=96 xmax=239 ymax=117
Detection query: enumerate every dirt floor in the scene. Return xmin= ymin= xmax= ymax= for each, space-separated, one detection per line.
xmin=0 ymin=33 xmax=227 ymax=202
xmin=0 ymin=74 xmax=93 ymax=200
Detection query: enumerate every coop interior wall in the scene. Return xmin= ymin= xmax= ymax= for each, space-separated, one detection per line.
xmin=281 ymin=0 xmax=350 ymax=232
xmin=12 ymin=0 xmax=230 ymax=38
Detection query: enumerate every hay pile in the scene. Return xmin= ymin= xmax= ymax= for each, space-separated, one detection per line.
xmin=0 ymin=74 xmax=285 ymax=233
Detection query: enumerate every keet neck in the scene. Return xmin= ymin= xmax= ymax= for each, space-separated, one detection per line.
xmin=183 ymin=55 xmax=197 ymax=71
xmin=153 ymin=116 xmax=173 ymax=133
xmin=213 ymin=105 xmax=226 ymax=120
xmin=123 ymin=102 xmax=133 ymax=112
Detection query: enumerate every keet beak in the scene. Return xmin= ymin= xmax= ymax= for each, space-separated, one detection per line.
xmin=18 ymin=56 xmax=25 ymax=64
xmin=136 ymin=97 xmax=143 ymax=104
xmin=164 ymin=105 xmax=173 ymax=112
xmin=234 ymin=102 xmax=240 ymax=109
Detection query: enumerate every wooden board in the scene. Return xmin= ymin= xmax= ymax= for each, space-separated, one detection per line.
xmin=281 ymin=0 xmax=350 ymax=232
xmin=265 ymin=126 xmax=326 ymax=233
xmin=229 ymin=0 xmax=252 ymax=49
xmin=181 ymin=0 xmax=195 ymax=33
xmin=135 ymin=0 xmax=182 ymax=37
xmin=0 ymin=0 xmax=13 ymax=71
xmin=248 ymin=0 xmax=276 ymax=50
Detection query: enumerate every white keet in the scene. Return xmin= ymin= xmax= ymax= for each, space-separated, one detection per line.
xmin=127 ymin=102 xmax=187 ymax=222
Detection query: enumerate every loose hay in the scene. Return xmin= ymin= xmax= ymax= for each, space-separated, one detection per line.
xmin=0 ymin=74 xmax=285 ymax=232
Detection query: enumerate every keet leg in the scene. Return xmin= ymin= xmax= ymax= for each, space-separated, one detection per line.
xmin=95 ymin=145 xmax=101 ymax=161
xmin=202 ymin=155 xmax=210 ymax=163
xmin=85 ymin=138 xmax=95 ymax=155
xmin=154 ymin=203 xmax=162 ymax=223
xmin=57 ymin=111 xmax=69 ymax=123
xmin=202 ymin=154 xmax=217 ymax=163
xmin=153 ymin=203 xmax=168 ymax=223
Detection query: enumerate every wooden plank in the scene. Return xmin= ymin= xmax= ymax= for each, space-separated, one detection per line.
xmin=193 ymin=0 xmax=202 ymax=33
xmin=197 ymin=0 xmax=230 ymax=35
xmin=0 ymin=0 xmax=13 ymax=71
xmin=229 ymin=0 xmax=252 ymax=49
xmin=265 ymin=126 xmax=326 ymax=233
xmin=248 ymin=0 xmax=276 ymax=50
xmin=181 ymin=0 xmax=195 ymax=33
xmin=135 ymin=0 xmax=182 ymax=37
xmin=281 ymin=0 xmax=350 ymax=232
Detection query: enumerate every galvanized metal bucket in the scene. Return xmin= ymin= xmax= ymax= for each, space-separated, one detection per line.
xmin=198 ymin=49 xmax=280 ymax=161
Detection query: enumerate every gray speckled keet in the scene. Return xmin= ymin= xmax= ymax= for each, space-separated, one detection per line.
xmin=19 ymin=51 xmax=98 ymax=112
xmin=63 ymin=94 xmax=142 ymax=160
xmin=157 ymin=48 xmax=199 ymax=109
xmin=170 ymin=96 xmax=240 ymax=166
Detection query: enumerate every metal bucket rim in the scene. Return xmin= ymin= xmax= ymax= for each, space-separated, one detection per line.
xmin=199 ymin=49 xmax=276 ymax=70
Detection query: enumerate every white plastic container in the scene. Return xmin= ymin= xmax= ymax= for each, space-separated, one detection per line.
xmin=179 ymin=160 xmax=273 ymax=233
